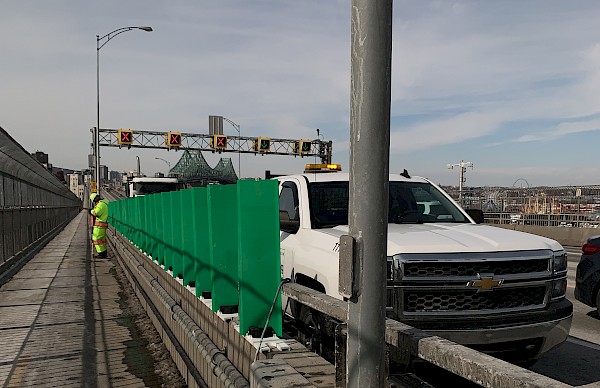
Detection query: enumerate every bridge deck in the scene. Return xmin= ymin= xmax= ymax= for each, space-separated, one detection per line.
xmin=0 ymin=212 xmax=165 ymax=387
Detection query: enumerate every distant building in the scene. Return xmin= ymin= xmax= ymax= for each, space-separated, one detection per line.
xmin=31 ymin=151 xmax=48 ymax=166
xmin=100 ymin=165 xmax=109 ymax=182
xmin=67 ymin=173 xmax=85 ymax=201
xmin=109 ymin=170 xmax=121 ymax=182
xmin=54 ymin=169 xmax=65 ymax=183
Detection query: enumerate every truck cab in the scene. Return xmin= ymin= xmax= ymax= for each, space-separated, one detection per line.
xmin=275 ymin=167 xmax=572 ymax=364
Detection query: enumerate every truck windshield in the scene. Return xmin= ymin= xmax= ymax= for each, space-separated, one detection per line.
xmin=308 ymin=181 xmax=469 ymax=228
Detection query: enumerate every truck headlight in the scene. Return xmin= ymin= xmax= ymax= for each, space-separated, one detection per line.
xmin=552 ymin=252 xmax=567 ymax=273
xmin=551 ymin=278 xmax=567 ymax=299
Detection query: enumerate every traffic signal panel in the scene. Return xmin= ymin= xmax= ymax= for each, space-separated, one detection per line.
xmin=255 ymin=137 xmax=270 ymax=152
xmin=167 ymin=132 xmax=182 ymax=147
xmin=212 ymin=135 xmax=227 ymax=149
xmin=296 ymin=140 xmax=312 ymax=154
xmin=117 ymin=129 xmax=133 ymax=145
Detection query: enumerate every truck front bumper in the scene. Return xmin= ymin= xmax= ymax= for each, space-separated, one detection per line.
xmin=426 ymin=313 xmax=572 ymax=358
xmin=401 ymin=298 xmax=573 ymax=360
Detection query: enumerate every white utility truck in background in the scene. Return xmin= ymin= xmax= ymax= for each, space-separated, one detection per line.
xmin=275 ymin=164 xmax=572 ymax=365
xmin=126 ymin=176 xmax=179 ymax=198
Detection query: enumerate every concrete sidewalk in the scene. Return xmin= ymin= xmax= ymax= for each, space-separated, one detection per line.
xmin=0 ymin=212 xmax=164 ymax=387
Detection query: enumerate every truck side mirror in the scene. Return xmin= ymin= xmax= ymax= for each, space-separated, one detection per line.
xmin=280 ymin=210 xmax=300 ymax=234
xmin=466 ymin=209 xmax=485 ymax=224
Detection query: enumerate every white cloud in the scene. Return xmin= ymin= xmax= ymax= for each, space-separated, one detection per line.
xmin=391 ymin=111 xmax=501 ymax=152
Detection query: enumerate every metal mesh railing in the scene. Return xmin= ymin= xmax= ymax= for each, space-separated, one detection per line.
xmin=0 ymin=126 xmax=81 ymax=264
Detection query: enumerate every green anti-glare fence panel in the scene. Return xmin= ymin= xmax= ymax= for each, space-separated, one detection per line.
xmin=123 ymin=198 xmax=130 ymax=239
xmin=116 ymin=200 xmax=122 ymax=233
xmin=127 ymin=197 xmax=134 ymax=241
xmin=162 ymin=193 xmax=172 ymax=269
xmin=170 ymin=190 xmax=183 ymax=279
xmin=191 ymin=187 xmax=211 ymax=297
xmin=146 ymin=194 xmax=158 ymax=260
xmin=155 ymin=193 xmax=166 ymax=266
xmin=139 ymin=195 xmax=148 ymax=253
xmin=133 ymin=196 xmax=141 ymax=248
xmin=180 ymin=189 xmax=196 ymax=286
xmin=207 ymin=184 xmax=239 ymax=313
xmin=237 ymin=180 xmax=282 ymax=336
xmin=132 ymin=196 xmax=140 ymax=247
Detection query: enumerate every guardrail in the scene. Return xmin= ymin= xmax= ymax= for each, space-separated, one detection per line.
xmin=283 ymin=283 xmax=572 ymax=388
xmin=0 ymin=126 xmax=81 ymax=277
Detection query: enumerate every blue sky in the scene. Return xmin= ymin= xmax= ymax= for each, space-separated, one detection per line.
xmin=2 ymin=1 xmax=600 ymax=187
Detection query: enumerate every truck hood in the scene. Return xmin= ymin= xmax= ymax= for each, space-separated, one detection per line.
xmin=316 ymin=223 xmax=563 ymax=254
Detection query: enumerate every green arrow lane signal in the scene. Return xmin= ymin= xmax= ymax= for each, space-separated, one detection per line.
xmin=298 ymin=140 xmax=312 ymax=154
xmin=257 ymin=137 xmax=270 ymax=152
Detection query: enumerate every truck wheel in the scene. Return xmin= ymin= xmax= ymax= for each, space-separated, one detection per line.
xmin=596 ymin=288 xmax=600 ymax=315
xmin=296 ymin=304 xmax=324 ymax=353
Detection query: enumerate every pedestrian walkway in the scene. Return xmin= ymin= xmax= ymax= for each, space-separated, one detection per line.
xmin=0 ymin=212 xmax=164 ymax=387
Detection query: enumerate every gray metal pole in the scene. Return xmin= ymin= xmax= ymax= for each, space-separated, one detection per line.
xmin=459 ymin=160 xmax=464 ymax=206
xmin=347 ymin=0 xmax=393 ymax=386
xmin=96 ymin=35 xmax=101 ymax=189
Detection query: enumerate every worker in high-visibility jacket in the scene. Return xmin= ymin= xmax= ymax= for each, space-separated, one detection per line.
xmin=90 ymin=193 xmax=109 ymax=258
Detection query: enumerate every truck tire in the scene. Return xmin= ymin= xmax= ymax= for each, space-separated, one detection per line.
xmin=296 ymin=303 xmax=324 ymax=352
xmin=596 ymin=287 xmax=600 ymax=315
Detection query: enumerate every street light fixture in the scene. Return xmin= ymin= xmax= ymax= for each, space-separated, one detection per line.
xmin=95 ymin=26 xmax=153 ymax=189
xmin=222 ymin=117 xmax=241 ymax=179
xmin=155 ymin=157 xmax=171 ymax=175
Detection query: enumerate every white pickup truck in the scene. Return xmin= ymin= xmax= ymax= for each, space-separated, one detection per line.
xmin=276 ymin=168 xmax=572 ymax=364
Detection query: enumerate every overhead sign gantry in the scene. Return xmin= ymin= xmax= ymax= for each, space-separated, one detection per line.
xmin=97 ymin=127 xmax=333 ymax=164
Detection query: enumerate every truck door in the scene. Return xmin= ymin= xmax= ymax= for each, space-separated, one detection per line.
xmin=279 ymin=180 xmax=300 ymax=315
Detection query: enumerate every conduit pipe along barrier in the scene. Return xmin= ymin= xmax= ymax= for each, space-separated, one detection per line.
xmin=108 ymin=179 xmax=282 ymax=337
xmin=109 ymin=228 xmax=249 ymax=388
xmin=0 ymin=126 xmax=81 ymax=274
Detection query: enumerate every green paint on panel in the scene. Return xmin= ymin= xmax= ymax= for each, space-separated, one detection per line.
xmin=180 ymin=189 xmax=196 ymax=286
xmin=237 ymin=180 xmax=282 ymax=336
xmin=162 ymin=193 xmax=173 ymax=272
xmin=207 ymin=184 xmax=239 ymax=313
xmin=155 ymin=193 xmax=165 ymax=266
xmin=191 ymin=187 xmax=211 ymax=297
xmin=170 ymin=190 xmax=183 ymax=279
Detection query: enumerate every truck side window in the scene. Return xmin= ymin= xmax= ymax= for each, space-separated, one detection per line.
xmin=280 ymin=182 xmax=299 ymax=221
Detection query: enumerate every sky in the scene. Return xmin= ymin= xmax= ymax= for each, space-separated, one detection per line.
xmin=2 ymin=1 xmax=600 ymax=187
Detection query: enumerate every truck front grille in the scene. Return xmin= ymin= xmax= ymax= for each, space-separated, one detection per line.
xmin=388 ymin=250 xmax=555 ymax=317
xmin=403 ymin=259 xmax=548 ymax=277
xmin=403 ymin=286 xmax=547 ymax=313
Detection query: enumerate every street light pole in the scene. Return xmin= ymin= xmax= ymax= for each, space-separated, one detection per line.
xmin=222 ymin=117 xmax=241 ymax=180
xmin=155 ymin=157 xmax=171 ymax=175
xmin=447 ymin=160 xmax=474 ymax=207
xmin=95 ymin=26 xmax=152 ymax=189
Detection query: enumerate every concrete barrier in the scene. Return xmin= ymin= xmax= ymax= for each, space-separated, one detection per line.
xmin=491 ymin=224 xmax=599 ymax=247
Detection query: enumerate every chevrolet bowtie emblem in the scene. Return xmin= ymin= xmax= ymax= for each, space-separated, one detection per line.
xmin=467 ymin=274 xmax=504 ymax=292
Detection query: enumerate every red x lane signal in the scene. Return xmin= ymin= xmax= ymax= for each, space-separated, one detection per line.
xmin=117 ymin=129 xmax=133 ymax=145
xmin=167 ymin=132 xmax=182 ymax=147
xmin=212 ymin=135 xmax=227 ymax=149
